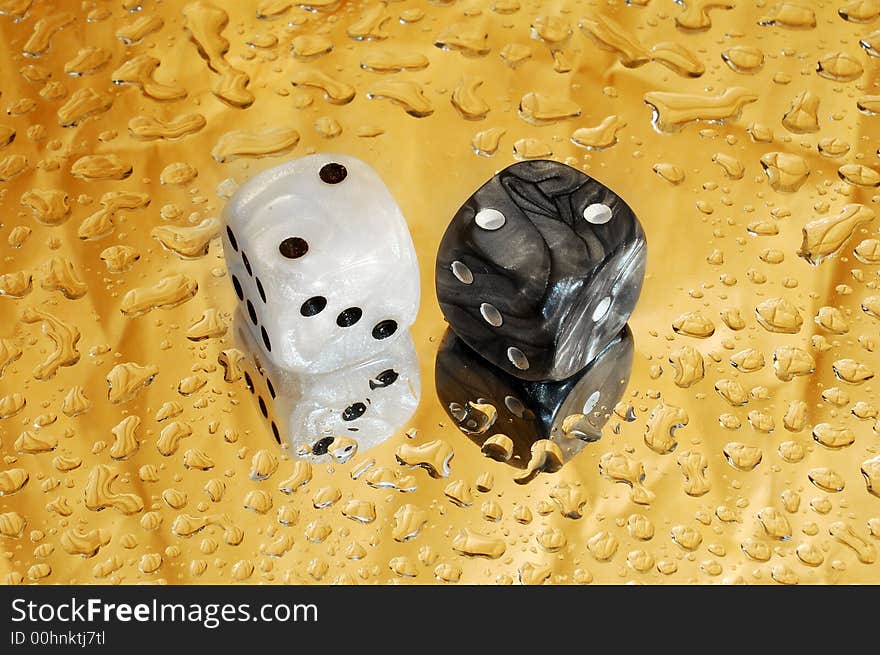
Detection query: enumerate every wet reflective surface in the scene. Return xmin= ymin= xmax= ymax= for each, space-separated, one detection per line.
xmin=2 ymin=0 xmax=880 ymax=584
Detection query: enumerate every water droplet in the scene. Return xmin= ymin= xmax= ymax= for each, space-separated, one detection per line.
xmin=760 ymin=151 xmax=809 ymax=191
xmin=645 ymin=401 xmax=688 ymax=454
xmin=669 ymin=345 xmax=704 ymax=388
xmin=755 ymin=297 xmax=803 ymax=333
xmin=182 ymin=2 xmax=253 ymax=107
xmin=471 ymin=126 xmax=505 ymax=156
xmin=817 ymin=51 xmax=863 ymax=82
xmin=434 ymin=23 xmax=490 ymax=56
xmin=23 ymin=12 xmax=74 ymax=57
xmin=653 ymin=162 xmax=685 ymax=184
xmin=722 ymin=45 xmax=764 ymax=73
xmin=579 ymin=13 xmax=649 ymax=67
xmin=798 ymin=203 xmax=874 ymax=265
xmin=830 ymin=522 xmax=876 ymax=563
xmin=759 ymin=2 xmax=816 ymax=28
xmin=644 ymin=87 xmax=757 ymax=132
xmin=291 ymin=34 xmax=333 ymax=60
xmin=500 ymin=43 xmax=531 ymax=68
xmin=452 ymin=529 xmax=505 ymax=558
xmin=0 ymin=154 xmax=29 ymax=181
xmin=121 ymin=274 xmax=198 ymax=316
xmin=601 ymin=451 xmax=654 ymax=504
xmin=212 ymin=127 xmax=300 ymax=163
xmin=152 ymin=218 xmax=219 ymax=259
xmin=452 ymin=76 xmax=490 ymax=120
xmin=84 ymin=465 xmax=144 ymax=514
xmin=518 ymin=91 xmax=580 ymax=124
xmin=360 ymin=49 xmax=428 ymax=72
xmin=367 ymin=79 xmax=433 ymax=117
xmin=395 ymin=440 xmax=453 ymax=478
xmin=348 ymin=3 xmax=389 ymax=40
xmin=672 ymin=310 xmax=715 ymax=337
xmin=840 ymin=0 xmax=880 ymax=22
xmin=21 ymin=308 xmax=80 ymax=381
xmin=839 ymin=163 xmax=880 ymax=187
xmin=116 ymin=14 xmax=164 ymax=45
xmin=650 ymin=41 xmax=704 ymax=77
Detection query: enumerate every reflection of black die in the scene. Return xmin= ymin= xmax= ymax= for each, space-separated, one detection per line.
xmin=436 ymin=160 xmax=646 ymax=382
xmin=435 ymin=326 xmax=634 ymax=469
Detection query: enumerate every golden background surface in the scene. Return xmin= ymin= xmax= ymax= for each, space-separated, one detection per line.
xmin=1 ymin=0 xmax=880 ymax=585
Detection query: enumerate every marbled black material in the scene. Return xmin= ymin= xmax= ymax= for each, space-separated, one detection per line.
xmin=436 ymin=160 xmax=646 ymax=382
xmin=435 ymin=326 xmax=633 ymax=469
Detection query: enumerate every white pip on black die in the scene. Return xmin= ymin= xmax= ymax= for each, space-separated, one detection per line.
xmin=234 ymin=314 xmax=420 ymax=461
xmin=223 ymin=154 xmax=421 ymax=374
xmin=435 ymin=325 xmax=633 ymax=469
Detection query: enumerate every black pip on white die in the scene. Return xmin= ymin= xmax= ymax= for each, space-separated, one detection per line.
xmin=222 ymin=154 xmax=420 ymax=375
xmin=436 ymin=160 xmax=647 ymax=382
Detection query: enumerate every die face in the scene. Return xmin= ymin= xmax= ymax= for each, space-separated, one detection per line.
xmin=223 ymin=154 xmax=420 ymax=374
xmin=234 ymin=315 xmax=420 ymax=460
xmin=436 ymin=159 xmax=646 ymax=382
xmin=435 ymin=325 xmax=633 ymax=468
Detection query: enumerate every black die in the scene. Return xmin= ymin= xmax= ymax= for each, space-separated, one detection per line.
xmin=436 ymin=160 xmax=646 ymax=381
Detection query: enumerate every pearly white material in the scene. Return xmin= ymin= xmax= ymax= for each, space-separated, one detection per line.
xmin=289 ymin=332 xmax=421 ymax=457
xmin=504 ymin=395 xmax=527 ymax=418
xmin=582 ymin=390 xmax=601 ymax=415
xmin=451 ymin=260 xmax=473 ymax=284
xmin=480 ymin=302 xmax=503 ymax=326
xmin=592 ymin=296 xmax=611 ymax=321
xmin=583 ymin=203 xmax=613 ymax=225
xmin=475 ymin=208 xmax=506 ymax=230
xmin=507 ymin=346 xmax=529 ymax=370
xmin=235 ymin=317 xmax=420 ymax=458
xmin=223 ymin=154 xmax=420 ymax=374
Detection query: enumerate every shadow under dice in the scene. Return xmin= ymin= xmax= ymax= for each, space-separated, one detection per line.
xmin=235 ymin=316 xmax=420 ymax=461
xmin=435 ymin=325 xmax=633 ymax=470
xmin=223 ymin=154 xmax=420 ymax=375
xmin=436 ymin=160 xmax=646 ymax=382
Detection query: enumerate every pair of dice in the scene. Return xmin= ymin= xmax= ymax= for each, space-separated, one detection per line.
xmin=223 ymin=155 xmax=646 ymax=464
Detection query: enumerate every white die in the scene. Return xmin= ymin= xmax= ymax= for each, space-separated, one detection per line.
xmin=223 ymin=154 xmax=420 ymax=374
xmin=235 ymin=315 xmax=420 ymax=460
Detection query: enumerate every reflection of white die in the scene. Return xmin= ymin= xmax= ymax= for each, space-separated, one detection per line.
xmin=234 ymin=315 xmax=420 ymax=460
xmin=222 ymin=154 xmax=420 ymax=374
